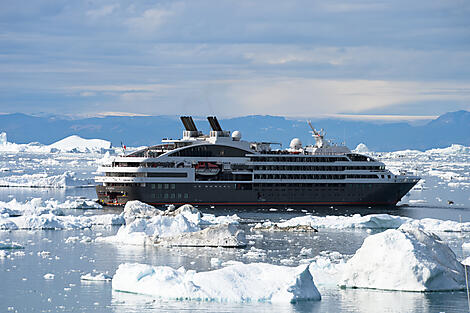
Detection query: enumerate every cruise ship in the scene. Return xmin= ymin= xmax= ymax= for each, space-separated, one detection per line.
xmin=95 ymin=116 xmax=419 ymax=207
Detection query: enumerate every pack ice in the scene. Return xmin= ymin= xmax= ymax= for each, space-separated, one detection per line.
xmin=339 ymin=224 xmax=467 ymax=291
xmin=0 ymin=198 xmax=123 ymax=230
xmin=112 ymin=262 xmax=321 ymax=303
xmin=96 ymin=201 xmax=244 ymax=247
xmin=254 ymin=213 xmax=470 ymax=232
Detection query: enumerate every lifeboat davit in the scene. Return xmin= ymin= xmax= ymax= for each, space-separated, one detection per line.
xmin=195 ymin=162 xmax=220 ymax=176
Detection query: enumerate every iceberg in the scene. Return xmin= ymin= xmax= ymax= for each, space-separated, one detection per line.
xmin=112 ymin=262 xmax=321 ymax=303
xmin=353 ymin=143 xmax=370 ymax=153
xmin=155 ymin=223 xmax=246 ymax=247
xmin=339 ymin=224 xmax=467 ymax=291
xmin=98 ymin=202 xmax=241 ymax=246
xmin=48 ymin=135 xmax=111 ymax=153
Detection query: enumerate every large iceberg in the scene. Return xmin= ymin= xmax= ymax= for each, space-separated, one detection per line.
xmin=339 ymin=224 xmax=467 ymax=291
xmin=49 ymin=135 xmax=111 ymax=153
xmin=112 ymin=262 xmax=321 ymax=303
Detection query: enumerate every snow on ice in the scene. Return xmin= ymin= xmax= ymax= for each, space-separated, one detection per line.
xmin=97 ymin=201 xmax=242 ymax=247
xmin=339 ymin=224 xmax=467 ymax=291
xmin=112 ymin=262 xmax=321 ymax=303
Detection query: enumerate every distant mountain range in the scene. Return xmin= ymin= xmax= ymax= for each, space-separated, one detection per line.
xmin=0 ymin=110 xmax=469 ymax=151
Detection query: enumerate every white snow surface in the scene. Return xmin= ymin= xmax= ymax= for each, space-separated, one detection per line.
xmin=112 ymin=262 xmax=321 ymax=303
xmin=339 ymin=224 xmax=467 ymax=291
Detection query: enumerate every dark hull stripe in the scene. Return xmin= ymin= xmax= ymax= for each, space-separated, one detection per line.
xmin=104 ymin=201 xmax=396 ymax=206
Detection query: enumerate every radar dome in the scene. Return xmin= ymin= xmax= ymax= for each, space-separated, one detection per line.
xmin=232 ymin=130 xmax=242 ymax=141
xmin=290 ymin=138 xmax=302 ymax=150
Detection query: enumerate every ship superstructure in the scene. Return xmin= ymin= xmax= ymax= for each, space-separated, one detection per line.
xmin=95 ymin=116 xmax=419 ymax=206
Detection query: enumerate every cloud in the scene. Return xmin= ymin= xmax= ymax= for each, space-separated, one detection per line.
xmin=125 ymin=8 xmax=173 ymax=34
xmin=86 ymin=4 xmax=119 ymax=18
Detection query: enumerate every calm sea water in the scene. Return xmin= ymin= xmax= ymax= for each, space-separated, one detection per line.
xmin=1 ymin=187 xmax=470 ymax=313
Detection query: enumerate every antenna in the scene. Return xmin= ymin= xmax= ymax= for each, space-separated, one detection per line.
xmin=307 ymin=120 xmax=319 ymax=136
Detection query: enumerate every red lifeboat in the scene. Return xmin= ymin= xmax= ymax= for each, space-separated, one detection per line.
xmin=195 ymin=162 xmax=220 ymax=176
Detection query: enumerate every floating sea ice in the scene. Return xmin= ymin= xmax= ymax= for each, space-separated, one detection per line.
xmin=81 ymin=272 xmax=112 ymax=281
xmin=0 ymin=171 xmax=93 ymax=188
xmin=43 ymin=273 xmax=55 ymax=280
xmin=254 ymin=214 xmax=410 ymax=231
xmin=98 ymin=202 xmax=239 ymax=246
xmin=210 ymin=258 xmax=222 ymax=267
xmin=65 ymin=236 xmax=80 ymax=244
xmin=339 ymin=224 xmax=467 ymax=291
xmin=112 ymin=262 xmax=321 ymax=303
xmin=155 ymin=223 xmax=246 ymax=248
xmin=0 ymin=241 xmax=24 ymax=249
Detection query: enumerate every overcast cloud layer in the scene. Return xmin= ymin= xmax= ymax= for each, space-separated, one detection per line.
xmin=0 ymin=0 xmax=469 ymax=118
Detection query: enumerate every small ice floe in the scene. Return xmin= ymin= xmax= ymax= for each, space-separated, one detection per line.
xmin=299 ymin=247 xmax=312 ymax=256
xmin=339 ymin=224 xmax=468 ymax=291
xmin=210 ymin=258 xmax=222 ymax=267
xmin=462 ymin=257 xmax=470 ymax=266
xmin=64 ymin=236 xmax=80 ymax=244
xmin=155 ymin=223 xmax=246 ymax=248
xmin=244 ymin=247 xmax=267 ymax=259
xmin=463 ymin=242 xmax=470 ymax=250
xmin=0 ymin=241 xmax=24 ymax=250
xmin=81 ymin=272 xmax=112 ymax=281
xmin=112 ymin=262 xmax=321 ymax=303
xmin=43 ymin=273 xmax=55 ymax=280
xmin=37 ymin=251 xmax=51 ymax=258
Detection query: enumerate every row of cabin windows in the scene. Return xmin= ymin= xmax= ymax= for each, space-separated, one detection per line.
xmin=113 ymin=162 xmax=175 ymax=168
xmin=106 ymin=172 xmax=187 ymax=178
xmin=151 ymin=193 xmax=189 ymax=199
xmin=254 ymin=183 xmax=374 ymax=188
xmin=250 ymin=156 xmax=348 ymax=162
xmin=151 ymin=183 xmax=176 ymax=189
xmin=254 ymin=165 xmax=383 ymax=171
xmin=254 ymin=174 xmax=379 ymax=180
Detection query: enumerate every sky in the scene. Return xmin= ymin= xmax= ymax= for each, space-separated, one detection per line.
xmin=0 ymin=0 xmax=469 ymax=120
